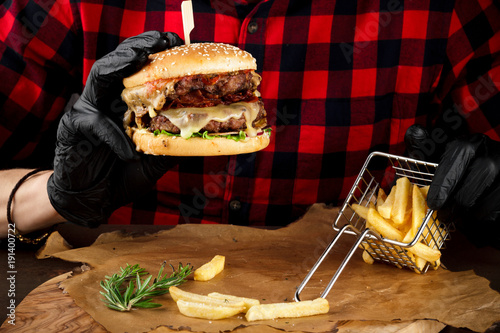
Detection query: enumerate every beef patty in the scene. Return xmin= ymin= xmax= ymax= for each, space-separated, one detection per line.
xmin=133 ymin=70 xmax=266 ymax=134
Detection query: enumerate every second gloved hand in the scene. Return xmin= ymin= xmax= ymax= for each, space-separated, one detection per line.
xmin=428 ymin=134 xmax=500 ymax=220
xmin=406 ymin=124 xmax=500 ymax=247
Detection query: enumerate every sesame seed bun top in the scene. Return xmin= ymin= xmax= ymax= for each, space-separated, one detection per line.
xmin=123 ymin=43 xmax=258 ymax=88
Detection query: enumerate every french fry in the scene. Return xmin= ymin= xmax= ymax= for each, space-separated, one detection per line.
xmin=362 ymin=250 xmax=374 ymax=264
xmin=420 ymin=185 xmax=430 ymax=198
xmin=194 ymin=255 xmax=225 ymax=281
xmin=245 ymin=298 xmax=329 ymax=322
xmin=391 ymin=177 xmax=412 ymax=225
xmin=352 ymin=203 xmax=368 ymax=219
xmin=399 ymin=208 xmax=413 ymax=234
xmin=422 ymin=212 xmax=444 ymax=248
xmin=169 ymin=286 xmax=245 ymax=308
xmin=353 ymin=202 xmax=377 ymax=229
xmin=414 ymin=255 xmax=427 ymax=273
xmin=378 ymin=184 xmax=396 ymax=219
xmin=176 ymin=300 xmax=246 ymax=320
xmin=207 ymin=292 xmax=260 ymax=312
xmin=412 ymin=184 xmax=427 ymax=237
xmin=403 ymin=228 xmax=414 ymax=243
xmin=433 ymin=259 xmax=441 ymax=270
xmin=402 ymin=211 xmax=441 ymax=267
xmin=367 ymin=207 xmax=404 ymax=241
xmin=376 ymin=187 xmax=387 ymax=208
xmin=364 ymin=239 xmax=415 ymax=266
xmin=403 ymin=248 xmax=416 ymax=262
xmin=406 ymin=242 xmax=441 ymax=263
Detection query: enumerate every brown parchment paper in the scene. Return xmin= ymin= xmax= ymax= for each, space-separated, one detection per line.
xmin=53 ymin=204 xmax=500 ymax=333
xmin=35 ymin=231 xmax=72 ymax=259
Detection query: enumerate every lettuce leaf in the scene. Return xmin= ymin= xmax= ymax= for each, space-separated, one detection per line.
xmin=153 ymin=129 xmax=271 ymax=142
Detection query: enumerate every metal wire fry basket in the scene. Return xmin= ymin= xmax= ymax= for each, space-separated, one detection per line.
xmin=295 ymin=152 xmax=455 ymax=301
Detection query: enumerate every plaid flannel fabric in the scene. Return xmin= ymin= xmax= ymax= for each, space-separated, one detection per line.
xmin=1 ymin=0 xmax=499 ymax=226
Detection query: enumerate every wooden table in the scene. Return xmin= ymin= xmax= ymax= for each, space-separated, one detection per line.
xmin=1 ymin=222 xmax=499 ymax=332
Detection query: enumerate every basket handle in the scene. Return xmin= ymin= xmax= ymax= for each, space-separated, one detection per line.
xmin=295 ymin=224 xmax=372 ymax=301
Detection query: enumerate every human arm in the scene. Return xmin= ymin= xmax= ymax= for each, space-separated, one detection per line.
xmin=0 ymin=169 xmax=65 ymax=238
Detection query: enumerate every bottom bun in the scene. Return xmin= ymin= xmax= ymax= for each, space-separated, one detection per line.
xmin=128 ymin=128 xmax=271 ymax=156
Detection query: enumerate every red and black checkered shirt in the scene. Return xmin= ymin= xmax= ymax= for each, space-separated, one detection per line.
xmin=1 ymin=0 xmax=500 ymax=226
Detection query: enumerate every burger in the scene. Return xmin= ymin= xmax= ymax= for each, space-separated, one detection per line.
xmin=121 ymin=42 xmax=270 ymax=156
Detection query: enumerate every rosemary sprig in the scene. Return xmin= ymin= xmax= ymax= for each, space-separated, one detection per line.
xmin=100 ymin=261 xmax=193 ymax=311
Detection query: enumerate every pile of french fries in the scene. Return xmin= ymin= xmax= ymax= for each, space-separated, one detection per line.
xmin=352 ymin=176 xmax=443 ymax=273
xmin=170 ymin=255 xmax=329 ymax=321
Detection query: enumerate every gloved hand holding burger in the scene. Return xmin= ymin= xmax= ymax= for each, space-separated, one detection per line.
xmin=48 ymin=30 xmax=270 ymax=228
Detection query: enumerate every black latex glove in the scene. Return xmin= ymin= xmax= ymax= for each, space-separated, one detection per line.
xmin=405 ymin=124 xmax=500 ymax=247
xmin=47 ymin=31 xmax=183 ymax=228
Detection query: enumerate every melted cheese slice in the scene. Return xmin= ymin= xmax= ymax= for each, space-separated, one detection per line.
xmin=121 ymin=80 xmax=176 ymax=118
xmin=159 ymin=102 xmax=260 ymax=139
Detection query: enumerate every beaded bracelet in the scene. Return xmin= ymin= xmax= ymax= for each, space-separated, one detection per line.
xmin=7 ymin=168 xmax=53 ymax=245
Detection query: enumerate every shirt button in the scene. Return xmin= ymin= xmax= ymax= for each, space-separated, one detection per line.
xmin=229 ymin=200 xmax=242 ymax=211
xmin=247 ymin=21 xmax=258 ymax=34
